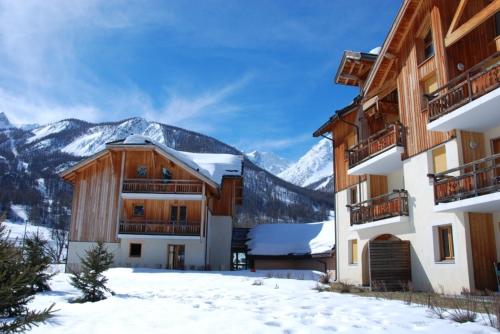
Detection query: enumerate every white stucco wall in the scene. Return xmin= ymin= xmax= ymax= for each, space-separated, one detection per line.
xmin=336 ymin=138 xmax=480 ymax=293
xmin=67 ymin=237 xmax=206 ymax=272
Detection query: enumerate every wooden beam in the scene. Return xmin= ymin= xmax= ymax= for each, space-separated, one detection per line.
xmin=339 ymin=73 xmax=360 ymax=82
xmin=447 ymin=0 xmax=469 ymax=38
xmin=445 ymin=0 xmax=500 ymax=47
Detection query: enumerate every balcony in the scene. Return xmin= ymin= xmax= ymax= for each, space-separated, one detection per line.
xmin=427 ymin=52 xmax=500 ymax=132
xmin=118 ymin=220 xmax=201 ymax=238
xmin=121 ymin=179 xmax=203 ymax=200
xmin=348 ymin=190 xmax=409 ymax=230
xmin=348 ymin=123 xmax=405 ymax=176
xmin=429 ymin=153 xmax=500 ymax=213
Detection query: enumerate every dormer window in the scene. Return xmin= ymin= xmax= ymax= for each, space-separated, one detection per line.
xmin=423 ymin=29 xmax=434 ymax=60
xmin=136 ymin=166 xmax=148 ymax=178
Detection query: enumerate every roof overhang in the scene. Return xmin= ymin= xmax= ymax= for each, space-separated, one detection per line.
xmin=313 ymin=97 xmax=361 ymax=138
xmin=363 ymin=0 xmax=421 ymax=96
xmin=335 ymin=50 xmax=378 ymax=86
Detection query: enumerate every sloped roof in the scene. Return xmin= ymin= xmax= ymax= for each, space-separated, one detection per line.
xmin=246 ymin=221 xmax=335 ymax=256
xmin=60 ymin=134 xmax=243 ymax=188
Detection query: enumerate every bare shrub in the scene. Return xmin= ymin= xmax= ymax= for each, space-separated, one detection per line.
xmin=330 ymin=281 xmax=362 ymax=294
xmin=427 ymin=294 xmax=448 ymax=319
xmin=447 ymin=290 xmax=478 ymax=323
xmin=480 ymin=291 xmax=500 ymax=330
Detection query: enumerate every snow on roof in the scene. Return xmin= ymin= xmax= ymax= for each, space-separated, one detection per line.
xmin=369 ymin=46 xmax=382 ymax=55
xmin=246 ymin=220 xmax=335 ymax=256
xmin=120 ymin=134 xmax=243 ymax=187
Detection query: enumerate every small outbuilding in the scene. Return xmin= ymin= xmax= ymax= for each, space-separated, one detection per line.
xmin=246 ymin=221 xmax=335 ymax=273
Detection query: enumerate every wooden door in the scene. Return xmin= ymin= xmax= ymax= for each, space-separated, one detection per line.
xmin=469 ymin=213 xmax=497 ymax=291
xmin=369 ymin=240 xmax=411 ymax=291
xmin=168 ymin=244 xmax=185 ymax=270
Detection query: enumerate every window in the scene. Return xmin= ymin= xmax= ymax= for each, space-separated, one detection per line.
xmin=438 ymin=226 xmax=454 ymax=261
xmin=161 ymin=167 xmax=172 ymax=180
xmin=136 ymin=166 xmax=148 ymax=178
xmin=133 ymin=204 xmax=145 ymax=217
xmin=423 ymin=29 xmax=434 ymax=60
xmin=432 ymin=146 xmax=447 ymax=174
xmin=348 ymin=186 xmax=358 ymax=205
xmin=349 ymin=239 xmax=358 ymax=265
xmin=129 ymin=243 xmax=142 ymax=258
xmin=170 ymin=206 xmax=187 ymax=223
xmin=421 ymin=73 xmax=438 ymax=110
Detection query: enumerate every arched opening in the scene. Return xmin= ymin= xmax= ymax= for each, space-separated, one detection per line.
xmin=364 ymin=234 xmax=411 ymax=291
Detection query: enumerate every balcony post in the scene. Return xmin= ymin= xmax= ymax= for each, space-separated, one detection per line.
xmin=473 ymin=162 xmax=478 ymax=197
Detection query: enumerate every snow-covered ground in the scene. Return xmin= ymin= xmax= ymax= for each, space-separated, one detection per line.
xmin=3 ymin=221 xmax=53 ymax=244
xmin=29 ymin=268 xmax=495 ymax=333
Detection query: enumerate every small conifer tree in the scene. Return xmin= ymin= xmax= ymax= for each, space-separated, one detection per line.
xmin=0 ymin=221 xmax=54 ymax=333
xmin=70 ymin=241 xmax=114 ymax=302
xmin=23 ymin=232 xmax=54 ymax=293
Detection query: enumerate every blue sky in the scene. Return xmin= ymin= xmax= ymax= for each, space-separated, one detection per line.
xmin=0 ymin=1 xmax=399 ymax=160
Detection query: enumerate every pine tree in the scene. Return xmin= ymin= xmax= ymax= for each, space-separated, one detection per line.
xmin=0 ymin=222 xmax=54 ymax=333
xmin=23 ymin=232 xmax=54 ymax=293
xmin=70 ymin=242 xmax=114 ymax=303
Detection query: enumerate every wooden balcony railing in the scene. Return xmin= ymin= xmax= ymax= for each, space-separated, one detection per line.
xmin=428 ymin=153 xmax=500 ymax=205
xmin=119 ymin=220 xmax=201 ymax=236
xmin=122 ymin=179 xmax=203 ymax=194
xmin=348 ymin=123 xmax=405 ymax=169
xmin=348 ymin=190 xmax=409 ymax=226
xmin=428 ymin=52 xmax=500 ymax=122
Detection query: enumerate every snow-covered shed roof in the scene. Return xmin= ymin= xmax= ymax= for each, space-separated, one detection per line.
xmin=60 ymin=134 xmax=243 ymax=188
xmin=246 ymin=221 xmax=335 ymax=257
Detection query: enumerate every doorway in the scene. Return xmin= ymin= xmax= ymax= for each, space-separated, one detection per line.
xmin=168 ymin=244 xmax=185 ymax=270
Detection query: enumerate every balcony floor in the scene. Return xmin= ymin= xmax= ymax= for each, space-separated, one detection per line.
xmin=434 ymin=191 xmax=500 ymax=213
xmin=118 ymin=233 xmax=201 ymax=240
xmin=350 ymin=215 xmax=409 ymax=231
xmin=427 ymin=87 xmax=500 ymax=132
xmin=121 ymin=193 xmax=203 ymax=200
xmin=348 ymin=146 xmax=404 ymax=176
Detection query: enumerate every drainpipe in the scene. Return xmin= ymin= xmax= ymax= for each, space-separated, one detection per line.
xmin=320 ymin=134 xmax=338 ymax=282
xmin=338 ymin=112 xmax=363 ymax=202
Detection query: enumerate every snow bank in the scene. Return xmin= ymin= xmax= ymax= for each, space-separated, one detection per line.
xmin=121 ymin=134 xmax=243 ymax=186
xmin=247 ymin=221 xmax=334 ymax=256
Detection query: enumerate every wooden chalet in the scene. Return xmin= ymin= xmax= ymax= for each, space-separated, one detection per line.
xmin=61 ymin=135 xmax=243 ymax=271
xmin=314 ymin=0 xmax=500 ymax=293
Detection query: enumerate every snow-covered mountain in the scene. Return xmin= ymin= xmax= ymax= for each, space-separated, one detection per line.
xmin=245 ymin=150 xmax=290 ymax=175
xmin=0 ymin=114 xmax=333 ymax=228
xmin=278 ymin=138 xmax=333 ymax=192
xmin=0 ymin=112 xmax=13 ymax=129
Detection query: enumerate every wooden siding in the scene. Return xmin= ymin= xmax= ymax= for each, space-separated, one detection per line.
xmin=123 ymin=150 xmax=198 ymax=181
xmin=212 ymin=178 xmax=243 ymax=216
xmin=69 ymin=151 xmax=122 ymax=242
xmin=369 ymin=175 xmax=388 ymax=198
xmin=469 ymin=212 xmax=497 ymax=291
xmin=66 ymin=146 xmax=242 ymax=242
xmin=394 ymin=0 xmax=454 ymax=158
xmin=331 ymin=108 xmax=367 ymax=193
xmin=122 ymin=199 xmax=201 ymax=224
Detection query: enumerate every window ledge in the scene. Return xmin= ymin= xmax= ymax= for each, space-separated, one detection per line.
xmin=435 ymin=260 xmax=455 ymax=264
xmin=348 ymin=263 xmax=358 ymax=267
